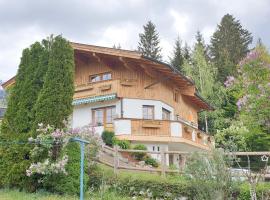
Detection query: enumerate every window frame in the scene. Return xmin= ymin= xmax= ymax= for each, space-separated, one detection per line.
xmin=142 ymin=105 xmax=155 ymax=120
xmin=162 ymin=108 xmax=171 ymax=120
xmin=92 ymin=106 xmax=116 ymax=126
xmin=89 ymin=72 xmax=112 ymax=83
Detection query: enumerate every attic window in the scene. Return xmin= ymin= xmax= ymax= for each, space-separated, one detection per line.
xmin=89 ymin=72 xmax=112 ymax=83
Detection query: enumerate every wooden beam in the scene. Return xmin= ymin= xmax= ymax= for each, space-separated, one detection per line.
xmin=118 ymin=57 xmax=136 ymax=71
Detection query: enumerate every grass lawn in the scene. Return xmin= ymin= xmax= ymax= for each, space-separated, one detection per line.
xmin=0 ymin=189 xmax=134 ymax=200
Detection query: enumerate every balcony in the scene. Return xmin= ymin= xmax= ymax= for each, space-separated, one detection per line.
xmin=74 ymin=79 xmax=120 ymax=99
xmin=114 ymin=118 xmax=214 ymax=150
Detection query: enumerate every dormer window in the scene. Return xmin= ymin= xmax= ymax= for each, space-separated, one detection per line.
xmin=89 ymin=72 xmax=112 ymax=83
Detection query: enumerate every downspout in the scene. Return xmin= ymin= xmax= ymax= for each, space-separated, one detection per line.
xmin=120 ymin=98 xmax=123 ymax=118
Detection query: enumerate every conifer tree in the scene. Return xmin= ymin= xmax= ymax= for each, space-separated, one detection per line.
xmin=33 ymin=36 xmax=74 ymax=129
xmin=195 ymin=31 xmax=209 ymax=60
xmin=138 ymin=21 xmax=162 ymax=60
xmin=210 ymin=14 xmax=253 ymax=82
xmin=170 ymin=36 xmax=184 ymax=73
xmin=183 ymin=42 xmax=191 ymax=61
xmin=0 ymin=42 xmax=49 ymax=188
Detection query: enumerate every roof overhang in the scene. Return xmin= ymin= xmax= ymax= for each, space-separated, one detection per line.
xmin=3 ymin=42 xmax=213 ymax=111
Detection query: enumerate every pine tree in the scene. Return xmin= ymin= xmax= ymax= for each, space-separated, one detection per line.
xmin=170 ymin=36 xmax=184 ymax=73
xmin=138 ymin=21 xmax=162 ymax=60
xmin=210 ymin=14 xmax=253 ymax=82
xmin=183 ymin=42 xmax=191 ymax=61
xmin=33 ymin=36 xmax=74 ymax=129
xmin=194 ymin=31 xmax=209 ymax=60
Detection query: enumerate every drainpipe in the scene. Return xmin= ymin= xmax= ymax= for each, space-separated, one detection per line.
xmin=120 ymin=98 xmax=123 ymax=118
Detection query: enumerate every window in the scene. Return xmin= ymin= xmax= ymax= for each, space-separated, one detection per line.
xmin=90 ymin=72 xmax=112 ymax=83
xmin=157 ymin=146 xmax=160 ymax=152
xmin=173 ymin=90 xmax=179 ymax=102
xmin=92 ymin=106 xmax=116 ymax=125
xmin=162 ymin=108 xmax=171 ymax=120
xmin=103 ymin=73 xmax=112 ymax=81
xmin=152 ymin=146 xmax=155 ymax=151
xmin=93 ymin=109 xmax=103 ymax=125
xmin=90 ymin=75 xmax=101 ymax=82
xmin=143 ymin=105 xmax=154 ymax=119
xmin=106 ymin=107 xmax=116 ymax=124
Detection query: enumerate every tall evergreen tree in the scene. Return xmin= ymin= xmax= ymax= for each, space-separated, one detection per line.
xmin=195 ymin=31 xmax=209 ymax=60
xmin=33 ymin=36 xmax=74 ymax=129
xmin=210 ymin=14 xmax=253 ymax=82
xmin=183 ymin=42 xmax=191 ymax=61
xmin=138 ymin=21 xmax=162 ymax=60
xmin=170 ymin=36 xmax=184 ymax=73
xmin=0 ymin=42 xmax=49 ymax=188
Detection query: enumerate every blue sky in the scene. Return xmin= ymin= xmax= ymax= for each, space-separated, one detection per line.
xmin=0 ymin=0 xmax=269 ymax=82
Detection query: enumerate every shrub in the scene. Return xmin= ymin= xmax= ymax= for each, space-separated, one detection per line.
xmin=43 ymin=142 xmax=88 ymax=195
xmin=101 ymin=131 xmax=115 ymax=147
xmin=144 ymin=156 xmax=159 ymax=168
xmin=113 ymin=139 xmax=131 ymax=149
xmin=237 ymin=183 xmax=270 ymax=200
xmin=132 ymin=144 xmax=147 ymax=161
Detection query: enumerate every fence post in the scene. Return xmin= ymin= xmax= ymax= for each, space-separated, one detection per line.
xmin=114 ymin=145 xmax=119 ymax=175
xmin=180 ymin=154 xmax=186 ymax=172
xmin=161 ymin=147 xmax=166 ymax=177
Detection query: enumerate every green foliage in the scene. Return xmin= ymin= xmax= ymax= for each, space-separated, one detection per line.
xmin=132 ymin=144 xmax=147 ymax=161
xmin=183 ymin=42 xmax=216 ymax=132
xmin=170 ymin=36 xmax=184 ymax=73
xmin=138 ymin=21 xmax=162 ymax=60
xmin=113 ymin=138 xmax=131 ymax=149
xmin=237 ymin=183 xmax=270 ymax=200
xmin=43 ymin=142 xmax=88 ymax=195
xmin=33 ymin=35 xmax=74 ymax=130
xmin=91 ymin=164 xmax=192 ymax=199
xmin=144 ymin=156 xmax=159 ymax=168
xmin=101 ymin=130 xmax=115 ymax=147
xmin=184 ymin=149 xmax=235 ymax=200
xmin=210 ymin=14 xmax=253 ymax=82
xmin=0 ymin=41 xmax=50 ymax=189
xmin=215 ymin=121 xmax=248 ymax=151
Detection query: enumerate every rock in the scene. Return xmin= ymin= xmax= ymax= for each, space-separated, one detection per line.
xmin=138 ymin=161 xmax=145 ymax=167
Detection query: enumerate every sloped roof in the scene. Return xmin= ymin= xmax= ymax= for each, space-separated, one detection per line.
xmin=2 ymin=42 xmax=213 ymax=111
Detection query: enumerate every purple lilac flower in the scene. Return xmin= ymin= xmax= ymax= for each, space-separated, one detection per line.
xmin=239 ymin=49 xmax=261 ymax=67
xmin=237 ymin=95 xmax=249 ymax=110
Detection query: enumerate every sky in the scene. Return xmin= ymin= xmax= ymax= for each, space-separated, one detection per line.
xmin=0 ymin=0 xmax=269 ymax=82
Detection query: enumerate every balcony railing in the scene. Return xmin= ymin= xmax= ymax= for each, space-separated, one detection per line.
xmin=114 ymin=118 xmax=214 ymax=148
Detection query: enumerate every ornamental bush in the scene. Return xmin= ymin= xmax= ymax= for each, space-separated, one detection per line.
xmin=132 ymin=144 xmax=147 ymax=161
xmin=144 ymin=156 xmax=159 ymax=168
xmin=101 ymin=130 xmax=115 ymax=147
xmin=113 ymin=139 xmax=131 ymax=149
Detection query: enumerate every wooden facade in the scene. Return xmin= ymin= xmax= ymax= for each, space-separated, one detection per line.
xmin=2 ymin=42 xmax=214 ymax=150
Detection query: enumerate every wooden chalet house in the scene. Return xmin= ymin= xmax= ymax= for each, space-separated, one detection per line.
xmin=2 ymin=42 xmax=214 ymax=167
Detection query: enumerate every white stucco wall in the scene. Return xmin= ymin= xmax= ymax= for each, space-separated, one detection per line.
xmin=114 ymin=119 xmax=131 ymax=135
xmin=170 ymin=122 xmax=182 ymax=137
xmin=72 ymin=99 xmax=121 ymax=135
xmin=132 ymin=142 xmax=169 ymax=165
xmin=122 ymin=98 xmax=174 ymax=120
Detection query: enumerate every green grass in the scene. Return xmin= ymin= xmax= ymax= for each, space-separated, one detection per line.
xmin=96 ymin=163 xmax=187 ymax=183
xmin=0 ymin=189 xmax=133 ymax=200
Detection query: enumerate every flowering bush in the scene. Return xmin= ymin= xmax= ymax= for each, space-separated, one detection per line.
xmin=26 ymin=123 xmax=103 ymax=193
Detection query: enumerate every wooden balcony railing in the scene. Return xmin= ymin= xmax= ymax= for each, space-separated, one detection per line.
xmin=115 ymin=118 xmax=214 ymax=147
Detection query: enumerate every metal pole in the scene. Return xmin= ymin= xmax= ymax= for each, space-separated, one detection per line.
xmin=80 ymin=142 xmax=85 ymax=200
